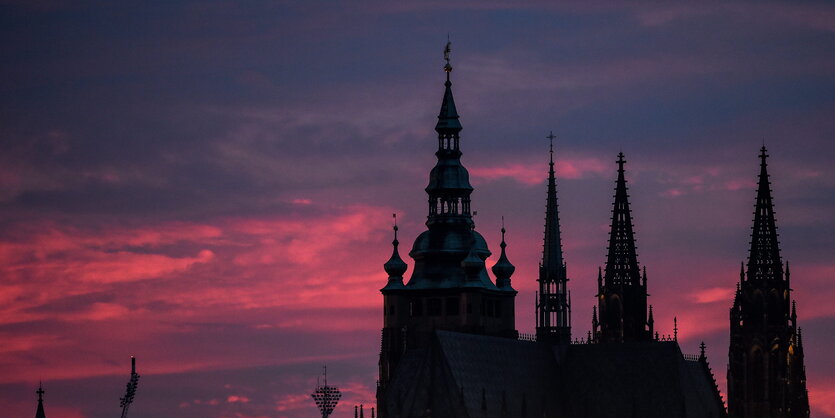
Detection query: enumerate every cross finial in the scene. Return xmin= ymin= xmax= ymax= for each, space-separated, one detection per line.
xmin=37 ymin=382 xmax=44 ymax=401
xmin=699 ymin=341 xmax=707 ymax=360
xmin=546 ymin=131 xmax=556 ymax=163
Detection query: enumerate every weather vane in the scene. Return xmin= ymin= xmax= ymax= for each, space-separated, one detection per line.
xmin=443 ymin=36 xmax=452 ymax=74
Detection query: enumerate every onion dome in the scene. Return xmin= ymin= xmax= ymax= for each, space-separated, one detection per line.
xmin=461 ymin=230 xmax=485 ymax=280
xmin=492 ymin=225 xmax=515 ymax=289
xmin=383 ymin=224 xmax=407 ymax=289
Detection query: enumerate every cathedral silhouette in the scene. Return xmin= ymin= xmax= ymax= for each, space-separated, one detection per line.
xmin=376 ymin=47 xmax=809 ymax=418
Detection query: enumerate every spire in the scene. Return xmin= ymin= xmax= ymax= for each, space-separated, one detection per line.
xmin=604 ymin=152 xmax=641 ymax=287
xmin=747 ymin=146 xmax=782 ymax=281
xmin=542 ymin=131 xmax=565 ymax=276
xmin=425 ymin=41 xmax=472 ymax=227
xmin=383 ymin=214 xmax=407 ymax=288
xmin=492 ymin=218 xmax=515 ymax=289
xmin=436 ymin=39 xmax=461 ymax=133
xmin=536 ymin=131 xmax=571 ymax=344
xmin=597 ymin=153 xmax=649 ymax=343
xmin=35 ymin=383 xmax=46 ymax=418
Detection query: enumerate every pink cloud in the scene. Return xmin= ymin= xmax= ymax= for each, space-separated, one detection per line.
xmin=691 ymin=287 xmax=735 ymax=304
xmin=470 ymin=156 xmax=609 ymax=185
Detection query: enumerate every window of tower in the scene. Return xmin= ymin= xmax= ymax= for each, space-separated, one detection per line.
xmin=446 ymin=298 xmax=459 ymax=316
xmin=427 ymin=298 xmax=442 ymax=316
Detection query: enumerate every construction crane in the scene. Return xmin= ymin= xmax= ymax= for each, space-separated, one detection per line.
xmin=119 ymin=356 xmax=140 ymax=418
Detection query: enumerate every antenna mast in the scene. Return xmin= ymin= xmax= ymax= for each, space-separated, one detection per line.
xmin=119 ymin=356 xmax=140 ymax=418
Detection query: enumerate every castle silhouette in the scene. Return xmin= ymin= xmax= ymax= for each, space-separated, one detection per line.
xmin=376 ymin=47 xmax=809 ymax=418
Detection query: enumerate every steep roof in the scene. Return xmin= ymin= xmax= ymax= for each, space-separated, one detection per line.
xmin=383 ymin=331 xmax=726 ymax=418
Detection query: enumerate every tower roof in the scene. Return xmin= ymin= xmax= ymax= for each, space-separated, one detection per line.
xmin=542 ymin=131 xmax=565 ymax=277
xmin=35 ymin=383 xmax=46 ymax=418
xmin=436 ymin=40 xmax=461 ymax=133
xmin=492 ymin=222 xmax=515 ymax=289
xmin=383 ymin=218 xmax=407 ymax=289
xmin=604 ymin=153 xmax=641 ymax=286
xmin=747 ymin=146 xmax=783 ymax=281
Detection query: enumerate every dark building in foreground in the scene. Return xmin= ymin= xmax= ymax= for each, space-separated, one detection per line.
xmin=727 ymin=148 xmax=810 ymax=418
xmin=377 ymin=52 xmax=728 ymax=418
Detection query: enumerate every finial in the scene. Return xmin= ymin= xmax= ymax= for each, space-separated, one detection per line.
xmin=759 ymin=145 xmax=768 ymax=166
xmin=443 ymin=38 xmax=453 ymax=79
xmin=37 ymin=381 xmax=44 ymax=401
xmin=546 ymin=131 xmax=556 ymax=163
xmin=699 ymin=341 xmax=706 ymax=360
xmin=674 ymin=316 xmax=678 ymax=341
xmin=392 ymin=213 xmax=399 ymax=244
xmin=617 ymin=152 xmax=626 ymax=172
xmin=501 ymin=215 xmax=506 ymax=243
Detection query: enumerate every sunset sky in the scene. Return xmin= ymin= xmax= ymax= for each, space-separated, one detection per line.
xmin=1 ymin=1 xmax=833 ymax=417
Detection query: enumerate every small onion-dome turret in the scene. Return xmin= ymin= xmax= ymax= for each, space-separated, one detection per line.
xmin=492 ymin=225 xmax=515 ymax=289
xmin=383 ymin=224 xmax=407 ymax=289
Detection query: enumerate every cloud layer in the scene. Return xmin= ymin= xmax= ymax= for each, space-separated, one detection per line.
xmin=0 ymin=1 xmax=833 ymax=417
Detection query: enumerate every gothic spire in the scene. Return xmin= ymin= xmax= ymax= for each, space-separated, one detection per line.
xmin=542 ymin=131 xmax=565 ymax=276
xmin=35 ymin=383 xmax=46 ymax=418
xmin=604 ymin=152 xmax=641 ymax=287
xmin=597 ymin=153 xmax=650 ymax=343
xmin=747 ymin=146 xmax=782 ymax=281
xmin=536 ymin=132 xmax=571 ymax=344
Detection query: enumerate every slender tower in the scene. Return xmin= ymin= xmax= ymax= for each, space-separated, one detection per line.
xmin=727 ymin=147 xmax=809 ymax=418
xmin=536 ymin=132 xmax=571 ymax=344
xmin=35 ymin=382 xmax=46 ymax=418
xmin=594 ymin=153 xmax=651 ymax=343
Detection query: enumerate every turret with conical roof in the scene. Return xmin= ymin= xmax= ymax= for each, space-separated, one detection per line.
xmin=536 ymin=132 xmax=571 ymax=344
xmin=595 ymin=153 xmax=651 ymax=343
xmin=728 ymin=147 xmax=809 ymax=418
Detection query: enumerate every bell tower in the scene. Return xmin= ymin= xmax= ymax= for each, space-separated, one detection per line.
xmin=727 ymin=147 xmax=809 ymax=418
xmin=377 ymin=42 xmax=517 ymax=417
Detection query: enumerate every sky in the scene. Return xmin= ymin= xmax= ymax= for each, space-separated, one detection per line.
xmin=0 ymin=1 xmax=833 ymax=417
